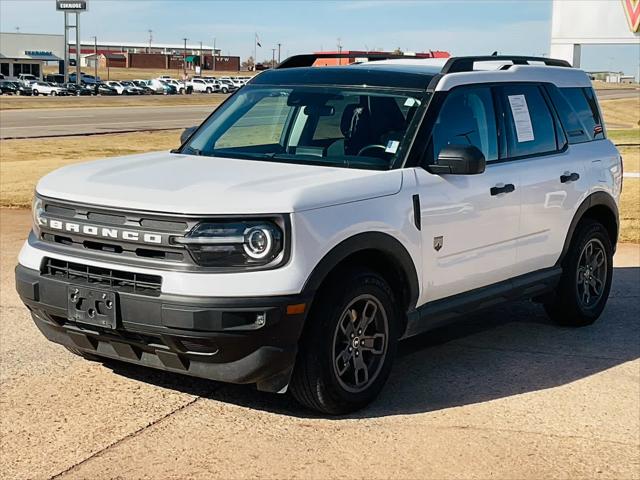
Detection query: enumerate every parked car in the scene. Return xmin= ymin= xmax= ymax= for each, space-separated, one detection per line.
xmin=17 ymin=74 xmax=38 ymax=86
xmin=30 ymin=81 xmax=66 ymax=96
xmin=131 ymin=80 xmax=156 ymax=95
xmin=45 ymin=74 xmax=65 ymax=84
xmin=69 ymin=73 xmax=100 ymax=85
xmin=96 ymin=82 xmax=118 ymax=96
xmin=159 ymin=80 xmax=178 ymax=95
xmin=11 ymin=81 xmax=33 ymax=96
xmin=217 ymin=78 xmax=238 ymax=94
xmin=0 ymin=80 xmax=18 ymax=95
xmin=187 ymin=78 xmax=213 ymax=93
xmin=120 ymin=81 xmax=146 ymax=95
xmin=14 ymin=54 xmax=622 ymax=415
xmin=104 ymin=81 xmax=136 ymax=95
xmin=63 ymin=83 xmax=94 ymax=96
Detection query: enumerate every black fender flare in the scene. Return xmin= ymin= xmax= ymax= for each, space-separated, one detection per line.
xmin=301 ymin=232 xmax=420 ymax=312
xmin=558 ymin=191 xmax=619 ymax=265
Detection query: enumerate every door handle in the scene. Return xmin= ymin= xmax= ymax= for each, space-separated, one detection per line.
xmin=560 ymin=172 xmax=580 ymax=183
xmin=490 ymin=183 xmax=515 ymax=196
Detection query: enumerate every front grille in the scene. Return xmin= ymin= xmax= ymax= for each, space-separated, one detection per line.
xmin=42 ymin=258 xmax=162 ymax=296
xmin=38 ymin=198 xmax=198 ymax=269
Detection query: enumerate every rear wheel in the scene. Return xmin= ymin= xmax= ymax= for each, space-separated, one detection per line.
xmin=50 ymin=91 xmax=57 ymax=96
xmin=221 ymin=86 xmax=229 ymax=94
xmin=206 ymin=87 xmax=212 ymax=94
xmin=290 ymin=268 xmax=399 ymax=414
xmin=33 ymin=89 xmax=39 ymax=96
xmin=544 ymin=220 xmax=613 ymax=327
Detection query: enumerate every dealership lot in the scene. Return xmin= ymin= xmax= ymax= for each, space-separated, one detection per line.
xmin=0 ymin=208 xmax=638 ymax=479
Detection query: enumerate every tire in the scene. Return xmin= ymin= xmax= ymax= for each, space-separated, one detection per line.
xmin=33 ymin=89 xmax=39 ymax=96
xmin=206 ymin=87 xmax=212 ymax=94
xmin=65 ymin=346 xmax=100 ymax=361
xmin=179 ymin=88 xmax=184 ymax=95
xmin=50 ymin=91 xmax=57 ymax=96
xmin=221 ymin=87 xmax=228 ymax=94
xmin=544 ymin=219 xmax=613 ymax=327
xmin=290 ymin=268 xmax=399 ymax=414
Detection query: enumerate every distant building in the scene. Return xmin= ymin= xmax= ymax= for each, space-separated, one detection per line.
xmin=312 ymin=50 xmax=450 ymax=66
xmin=68 ymin=39 xmax=220 ymax=56
xmin=589 ymin=71 xmax=637 ymax=83
xmin=0 ymin=32 xmax=65 ymax=79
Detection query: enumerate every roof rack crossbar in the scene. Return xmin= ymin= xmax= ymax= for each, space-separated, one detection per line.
xmin=441 ymin=56 xmax=571 ymax=74
xmin=276 ymin=52 xmax=410 ymax=69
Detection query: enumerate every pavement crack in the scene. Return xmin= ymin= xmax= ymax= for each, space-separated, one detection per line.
xmin=48 ymin=391 xmax=212 ymax=479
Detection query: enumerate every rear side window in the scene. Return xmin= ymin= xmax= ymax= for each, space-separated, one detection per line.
xmin=499 ymin=85 xmax=557 ymax=158
xmin=557 ymin=87 xmax=605 ymax=142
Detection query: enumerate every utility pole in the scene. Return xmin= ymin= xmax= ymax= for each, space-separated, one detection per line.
xmin=63 ymin=13 xmax=69 ymax=83
xmin=183 ymin=37 xmax=187 ymax=80
xmin=199 ymin=41 xmax=202 ymax=72
xmin=271 ymin=48 xmax=276 ymax=68
xmin=277 ymin=43 xmax=281 ymax=64
xmin=148 ymin=29 xmax=153 ymax=53
xmin=337 ymin=37 xmax=342 ymax=66
xmin=213 ymin=37 xmax=216 ymax=71
xmin=75 ymin=13 xmax=81 ymax=85
xmin=92 ymin=35 xmax=97 ymax=94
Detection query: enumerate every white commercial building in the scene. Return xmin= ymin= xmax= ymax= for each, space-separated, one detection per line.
xmin=0 ymin=32 xmax=65 ymax=80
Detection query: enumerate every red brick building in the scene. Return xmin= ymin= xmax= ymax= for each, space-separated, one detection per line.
xmin=313 ymin=50 xmax=450 ymax=66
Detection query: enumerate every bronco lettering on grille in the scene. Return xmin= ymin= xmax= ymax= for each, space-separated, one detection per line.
xmin=45 ymin=219 xmax=162 ymax=244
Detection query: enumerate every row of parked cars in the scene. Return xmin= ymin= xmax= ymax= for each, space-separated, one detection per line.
xmin=0 ymin=72 xmax=251 ymax=97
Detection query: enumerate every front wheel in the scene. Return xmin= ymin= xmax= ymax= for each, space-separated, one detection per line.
xmin=544 ymin=220 xmax=613 ymax=327
xmin=50 ymin=91 xmax=57 ymax=96
xmin=206 ymin=87 xmax=212 ymax=94
xmin=221 ymin=87 xmax=229 ymax=94
xmin=33 ymin=89 xmax=39 ymax=96
xmin=290 ymin=268 xmax=399 ymax=414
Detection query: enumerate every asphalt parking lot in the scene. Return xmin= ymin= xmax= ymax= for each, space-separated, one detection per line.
xmin=0 ymin=208 xmax=638 ymax=480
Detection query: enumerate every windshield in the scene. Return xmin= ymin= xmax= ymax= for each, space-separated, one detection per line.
xmin=182 ymin=85 xmax=426 ymax=170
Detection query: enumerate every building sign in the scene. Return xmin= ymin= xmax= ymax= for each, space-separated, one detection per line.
xmin=623 ymin=0 xmax=640 ymax=33
xmin=56 ymin=0 xmax=87 ymax=11
xmin=25 ymin=51 xmax=54 ymax=57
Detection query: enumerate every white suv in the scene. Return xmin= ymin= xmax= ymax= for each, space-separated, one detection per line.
xmin=16 ymin=55 xmax=622 ymax=414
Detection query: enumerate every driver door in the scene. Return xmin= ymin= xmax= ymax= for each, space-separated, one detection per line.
xmin=414 ymin=85 xmax=521 ymax=304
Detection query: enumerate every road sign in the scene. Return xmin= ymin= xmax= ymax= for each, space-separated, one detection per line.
xmin=56 ymin=1 xmax=87 ymax=11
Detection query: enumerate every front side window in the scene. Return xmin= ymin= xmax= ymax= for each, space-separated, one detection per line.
xmin=427 ymin=86 xmax=498 ymax=163
xmin=183 ymin=85 xmax=425 ymax=170
xmin=500 ymin=84 xmax=557 ymax=158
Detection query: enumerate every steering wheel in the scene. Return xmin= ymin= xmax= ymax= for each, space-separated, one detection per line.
xmin=357 ymin=144 xmax=387 ymax=156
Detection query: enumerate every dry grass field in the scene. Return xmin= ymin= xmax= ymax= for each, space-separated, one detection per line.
xmin=600 ymin=97 xmax=640 ymax=130
xmin=0 ymin=130 xmax=181 ymax=207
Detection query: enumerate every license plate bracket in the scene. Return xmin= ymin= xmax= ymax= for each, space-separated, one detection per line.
xmin=67 ymin=285 xmax=118 ymax=329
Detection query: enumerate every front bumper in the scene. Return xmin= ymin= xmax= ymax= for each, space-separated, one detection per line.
xmin=15 ymin=264 xmax=309 ymax=392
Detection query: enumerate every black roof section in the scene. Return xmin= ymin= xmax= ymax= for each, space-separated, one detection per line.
xmin=250 ymin=65 xmax=437 ymax=90
xmin=441 ymin=55 xmax=571 ymax=73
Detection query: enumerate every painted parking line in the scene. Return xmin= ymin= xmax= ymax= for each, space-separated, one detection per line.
xmin=623 ymin=172 xmax=640 ymax=178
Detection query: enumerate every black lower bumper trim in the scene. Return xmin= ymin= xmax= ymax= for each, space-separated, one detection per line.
xmin=17 ymin=264 xmax=308 ymax=392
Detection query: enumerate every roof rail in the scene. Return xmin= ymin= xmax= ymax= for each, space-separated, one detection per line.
xmin=277 ymin=52 xmax=409 ymax=69
xmin=441 ymin=56 xmax=571 ymax=74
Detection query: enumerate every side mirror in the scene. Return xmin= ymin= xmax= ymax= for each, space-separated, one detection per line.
xmin=180 ymin=126 xmax=197 ymax=144
xmin=430 ymin=145 xmax=486 ymax=175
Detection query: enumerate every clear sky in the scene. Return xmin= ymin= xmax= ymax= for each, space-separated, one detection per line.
xmin=1 ymin=0 xmax=638 ymax=76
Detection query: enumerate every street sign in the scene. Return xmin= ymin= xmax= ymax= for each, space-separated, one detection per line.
xmin=56 ymin=1 xmax=87 ymax=11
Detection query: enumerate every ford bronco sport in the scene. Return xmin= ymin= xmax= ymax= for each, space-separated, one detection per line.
xmin=16 ymin=55 xmax=622 ymax=414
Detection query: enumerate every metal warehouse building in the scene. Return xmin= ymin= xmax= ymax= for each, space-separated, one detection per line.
xmin=0 ymin=32 xmax=65 ymax=79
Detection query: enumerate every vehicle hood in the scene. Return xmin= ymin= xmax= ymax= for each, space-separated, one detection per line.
xmin=36 ymin=151 xmax=403 ymax=215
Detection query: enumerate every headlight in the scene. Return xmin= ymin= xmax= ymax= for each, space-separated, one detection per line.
xmin=32 ymin=196 xmax=45 ymax=236
xmin=173 ymin=220 xmax=285 ymax=268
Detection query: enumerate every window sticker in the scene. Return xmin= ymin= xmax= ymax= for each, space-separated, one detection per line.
xmin=404 ymin=97 xmax=419 ymax=107
xmin=507 ymin=94 xmax=535 ymax=142
xmin=385 ymin=140 xmax=400 ymax=153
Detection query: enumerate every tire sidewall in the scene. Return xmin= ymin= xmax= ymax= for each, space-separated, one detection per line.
xmin=308 ymin=270 xmax=399 ymax=410
xmin=565 ymin=222 xmax=613 ymax=321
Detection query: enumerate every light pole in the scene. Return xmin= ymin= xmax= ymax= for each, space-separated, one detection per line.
xmin=271 ymin=48 xmax=276 ymax=68
xmin=92 ymin=35 xmax=97 ymax=94
xmin=183 ymin=37 xmax=187 ymax=80
xmin=277 ymin=43 xmax=281 ymax=64
xmin=148 ymin=29 xmax=153 ymax=53
xmin=337 ymin=37 xmax=342 ymax=66
xmin=213 ymin=37 xmax=216 ymax=71
xmin=199 ymin=41 xmax=202 ymax=73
